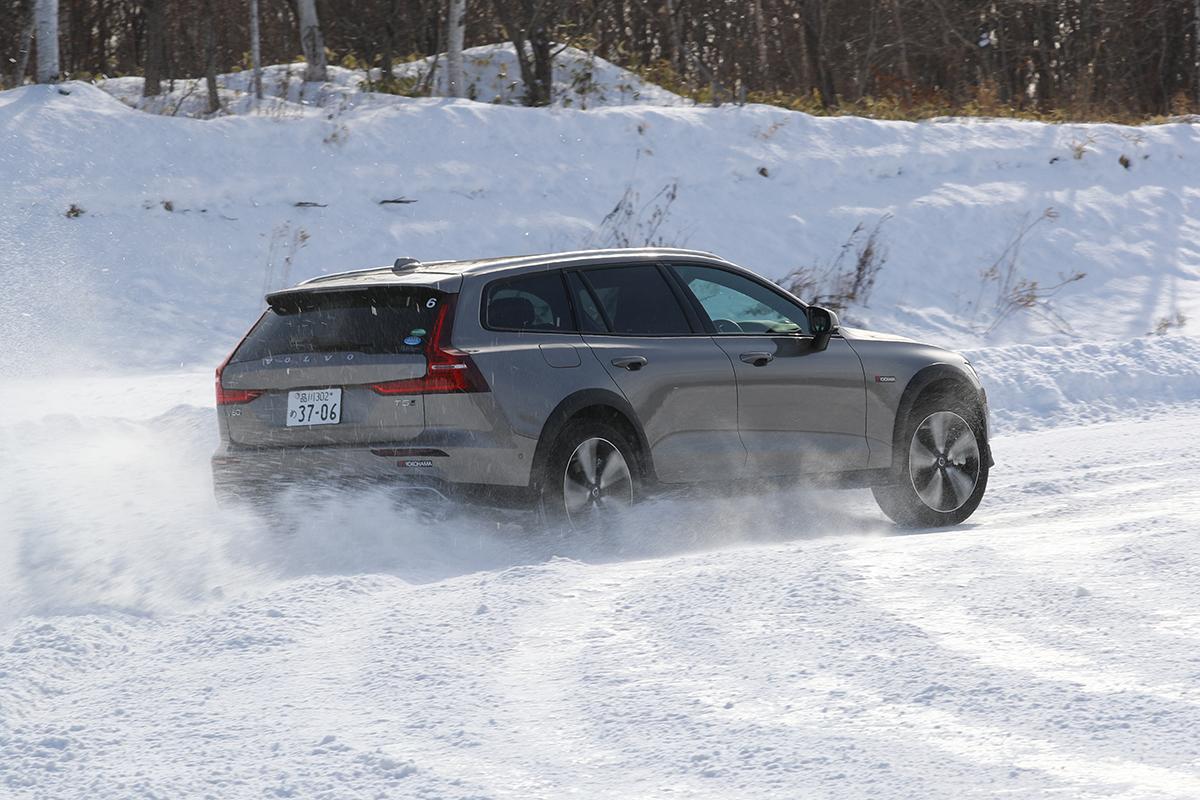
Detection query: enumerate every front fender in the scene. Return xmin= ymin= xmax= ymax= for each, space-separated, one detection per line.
xmin=891 ymin=364 xmax=992 ymax=471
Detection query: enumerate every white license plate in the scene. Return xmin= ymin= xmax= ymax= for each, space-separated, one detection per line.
xmin=286 ymin=388 xmax=342 ymax=427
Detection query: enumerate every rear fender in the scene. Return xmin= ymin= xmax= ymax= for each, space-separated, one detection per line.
xmin=529 ymin=389 xmax=655 ymax=489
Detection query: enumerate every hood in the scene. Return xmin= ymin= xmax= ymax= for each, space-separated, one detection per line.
xmin=839 ymin=326 xmax=922 ymax=345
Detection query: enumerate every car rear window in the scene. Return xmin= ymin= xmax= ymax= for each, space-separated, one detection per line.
xmin=483 ymin=271 xmax=574 ymax=332
xmin=232 ymin=288 xmax=444 ymax=362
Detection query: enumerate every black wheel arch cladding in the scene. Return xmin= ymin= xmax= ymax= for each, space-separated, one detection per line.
xmin=530 ymin=388 xmax=654 ymax=489
xmin=892 ymin=364 xmax=992 ymax=471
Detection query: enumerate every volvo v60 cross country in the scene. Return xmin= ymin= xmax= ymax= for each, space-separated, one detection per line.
xmin=213 ymin=248 xmax=992 ymax=528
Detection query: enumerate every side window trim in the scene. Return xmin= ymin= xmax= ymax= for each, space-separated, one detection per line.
xmin=666 ymin=261 xmax=815 ymax=337
xmin=572 ymin=269 xmax=616 ymax=332
xmin=557 ymin=269 xmax=582 ymax=332
xmin=657 ymin=260 xmax=716 ymax=335
xmin=655 ymin=261 xmax=709 ymax=334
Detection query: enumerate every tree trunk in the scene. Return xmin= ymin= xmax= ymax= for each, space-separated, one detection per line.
xmin=143 ymin=0 xmax=165 ymax=97
xmin=751 ymin=0 xmax=770 ymax=90
xmin=494 ymin=1 xmax=554 ymax=107
xmin=95 ymin=0 xmax=107 ymax=75
xmin=799 ymin=0 xmax=834 ymax=107
xmin=890 ymin=0 xmax=911 ymax=98
xmin=528 ymin=25 xmax=553 ymax=105
xmin=203 ymin=0 xmax=220 ymax=113
xmin=446 ymin=0 xmax=466 ymax=97
xmin=34 ymin=0 xmax=59 ymax=83
xmin=249 ymin=0 xmax=262 ymax=100
xmin=12 ymin=1 xmax=34 ymax=87
xmin=295 ymin=0 xmax=327 ymax=83
xmin=380 ymin=0 xmax=397 ymax=86
xmin=664 ymin=0 xmax=683 ymax=75
xmin=1195 ymin=0 xmax=1200 ymax=105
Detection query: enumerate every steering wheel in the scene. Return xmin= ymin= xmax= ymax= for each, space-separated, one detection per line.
xmin=712 ymin=318 xmax=744 ymax=333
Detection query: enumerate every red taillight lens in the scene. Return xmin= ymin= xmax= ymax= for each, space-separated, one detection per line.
xmin=215 ymin=382 xmax=264 ymax=405
xmin=369 ymin=295 xmax=488 ymax=396
xmin=215 ymin=335 xmax=263 ymax=406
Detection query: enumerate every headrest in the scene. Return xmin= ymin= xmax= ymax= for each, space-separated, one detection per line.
xmin=489 ymin=296 xmax=537 ymax=329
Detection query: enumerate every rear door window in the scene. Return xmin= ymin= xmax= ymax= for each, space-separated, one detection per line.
xmin=233 ymin=287 xmax=442 ymax=362
xmin=483 ymin=271 xmax=574 ymax=332
xmin=579 ymin=265 xmax=693 ymax=335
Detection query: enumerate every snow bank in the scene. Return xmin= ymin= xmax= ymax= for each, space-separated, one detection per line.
xmin=970 ymin=334 xmax=1200 ymax=431
xmin=392 ymin=43 xmax=688 ymax=108
xmin=97 ymin=44 xmax=685 ymax=119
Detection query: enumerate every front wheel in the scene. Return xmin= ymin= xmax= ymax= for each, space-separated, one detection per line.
xmin=539 ymin=420 xmax=639 ymax=531
xmin=872 ymin=399 xmax=989 ymax=528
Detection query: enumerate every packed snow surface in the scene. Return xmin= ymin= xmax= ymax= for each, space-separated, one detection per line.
xmin=3 ymin=374 xmax=1199 ymax=798
xmin=3 ymin=57 xmax=1200 ymax=798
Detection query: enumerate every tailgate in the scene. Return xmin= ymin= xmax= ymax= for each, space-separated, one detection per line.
xmin=220 ymin=286 xmax=445 ymax=447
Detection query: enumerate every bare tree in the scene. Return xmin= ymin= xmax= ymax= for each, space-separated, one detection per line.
xmin=143 ymin=0 xmax=166 ymax=97
xmin=446 ymin=0 xmax=466 ymax=97
xmin=202 ymin=0 xmax=220 ymax=113
xmin=294 ymin=0 xmax=328 ymax=83
xmin=34 ymin=0 xmax=59 ymax=83
xmin=10 ymin=0 xmax=34 ymax=87
xmin=249 ymin=0 xmax=263 ymax=100
xmin=1195 ymin=0 xmax=1200 ymax=104
xmin=492 ymin=0 xmax=556 ymax=106
xmin=751 ymin=0 xmax=770 ymax=89
xmin=16 ymin=0 xmax=1200 ymax=119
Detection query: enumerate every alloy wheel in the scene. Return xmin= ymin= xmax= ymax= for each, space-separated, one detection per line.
xmin=908 ymin=411 xmax=981 ymax=513
xmin=562 ymin=437 xmax=633 ymax=526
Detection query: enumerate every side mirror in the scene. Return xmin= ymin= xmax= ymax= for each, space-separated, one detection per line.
xmin=808 ymin=306 xmax=839 ymax=352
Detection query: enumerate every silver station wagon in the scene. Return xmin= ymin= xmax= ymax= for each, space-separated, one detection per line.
xmin=213 ymin=248 xmax=992 ymax=528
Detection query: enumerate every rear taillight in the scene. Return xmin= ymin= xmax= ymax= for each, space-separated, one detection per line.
xmin=369 ymin=295 xmax=488 ymax=396
xmin=215 ymin=382 xmax=264 ymax=405
xmin=215 ymin=328 xmax=263 ymax=406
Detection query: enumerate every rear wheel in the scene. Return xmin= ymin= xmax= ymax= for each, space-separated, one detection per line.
xmin=540 ymin=420 xmax=639 ymax=530
xmin=872 ymin=396 xmax=988 ymax=528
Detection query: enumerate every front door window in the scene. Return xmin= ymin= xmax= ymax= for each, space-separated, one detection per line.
xmin=673 ymin=265 xmax=810 ymax=335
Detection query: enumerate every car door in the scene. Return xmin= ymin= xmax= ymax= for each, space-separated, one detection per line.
xmin=567 ymin=263 xmax=746 ymax=484
xmin=668 ymin=262 xmax=870 ymax=476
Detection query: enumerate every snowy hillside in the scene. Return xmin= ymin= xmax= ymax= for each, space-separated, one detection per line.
xmin=4 ymin=57 xmax=1200 ymax=799
xmin=3 ymin=65 xmax=1199 ymax=377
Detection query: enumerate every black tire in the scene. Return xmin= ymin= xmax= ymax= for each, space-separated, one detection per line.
xmin=539 ymin=418 xmax=641 ymax=531
xmin=872 ymin=393 xmax=989 ymax=528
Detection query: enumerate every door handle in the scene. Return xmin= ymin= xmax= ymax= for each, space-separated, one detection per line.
xmin=611 ymin=356 xmax=648 ymax=371
xmin=739 ymin=352 xmax=775 ymax=366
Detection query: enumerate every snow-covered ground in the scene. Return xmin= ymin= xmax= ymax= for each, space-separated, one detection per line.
xmin=3 ymin=370 xmax=1199 ymax=798
xmin=3 ymin=51 xmax=1200 ymax=798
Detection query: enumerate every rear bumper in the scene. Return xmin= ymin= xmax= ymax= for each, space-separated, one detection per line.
xmin=212 ymin=432 xmax=536 ymax=499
